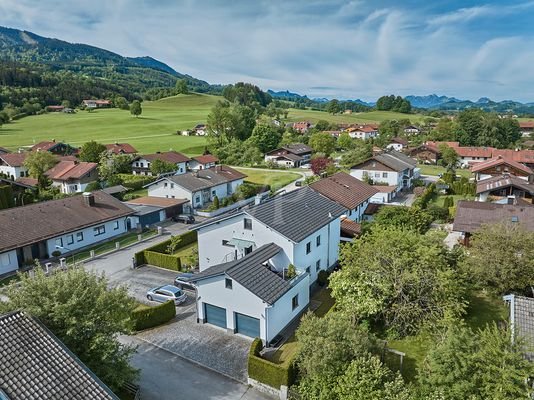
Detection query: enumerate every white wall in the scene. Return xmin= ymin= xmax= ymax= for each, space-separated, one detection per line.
xmin=345 ymin=199 xmax=370 ymax=221
xmin=0 ymin=250 xmax=18 ymax=274
xmin=386 ymin=143 xmax=403 ymax=151
xmin=350 ymin=169 xmax=399 ymax=187
xmin=0 ymin=165 xmax=28 ymax=180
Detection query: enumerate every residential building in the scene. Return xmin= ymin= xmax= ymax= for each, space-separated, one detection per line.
xmin=125 ymin=196 xmax=189 ymax=227
xmin=145 ymin=165 xmax=246 ymax=209
xmin=0 ymin=147 xmax=10 ymax=155
xmin=453 ymin=199 xmax=534 ymax=245
xmin=309 ymin=172 xmax=378 ymax=221
xmin=292 ymin=121 xmax=312 ymax=133
xmin=264 ymin=143 xmax=313 ymax=168
xmin=0 ymin=192 xmax=134 ymax=275
xmin=491 ymin=149 xmax=534 ymax=169
xmin=192 ymin=244 xmax=310 ymax=344
xmin=104 ymin=142 xmax=138 ymax=155
xmin=471 ymin=156 xmax=533 ymax=181
xmin=31 ymin=140 xmax=77 ymax=155
xmin=82 ymin=99 xmax=112 ymax=108
xmin=340 ymin=218 xmax=362 ymax=240
xmin=502 ymin=295 xmax=534 ymax=361
xmin=519 ymin=121 xmax=534 ymax=138
xmin=132 ymin=151 xmax=191 ymax=176
xmin=194 ymin=124 xmax=207 ymax=136
xmin=371 ymin=185 xmax=398 ymax=203
xmin=0 ymin=311 xmax=119 ymax=400
xmin=346 ymin=125 xmax=378 ymax=140
xmin=46 ymin=105 xmax=65 ymax=112
xmin=189 ymin=154 xmax=219 ymax=171
xmin=0 ymin=153 xmax=28 ymax=180
xmin=476 ymin=175 xmax=534 ymax=203
xmin=45 ymin=160 xmax=99 ymax=194
xmin=403 ymin=125 xmax=421 ymax=135
xmin=350 ymin=150 xmax=419 ymax=193
xmin=386 ymin=137 xmax=408 ymax=152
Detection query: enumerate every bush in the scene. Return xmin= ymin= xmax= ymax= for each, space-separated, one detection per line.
xmin=317 ymin=270 xmax=328 ymax=287
xmin=51 ymin=250 xmax=61 ymax=257
xmin=212 ymin=195 xmax=220 ymax=209
xmin=134 ymin=231 xmax=197 ymax=270
xmin=248 ymin=338 xmax=296 ymax=389
xmin=427 ymin=205 xmax=450 ymax=222
xmin=117 ymin=174 xmax=156 ymax=190
xmin=131 ymin=300 xmax=176 ymax=331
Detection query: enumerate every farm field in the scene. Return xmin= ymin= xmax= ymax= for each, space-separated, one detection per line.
xmin=0 ymin=93 xmax=219 ymax=155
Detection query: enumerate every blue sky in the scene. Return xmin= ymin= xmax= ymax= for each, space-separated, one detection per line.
xmin=1 ymin=0 xmax=534 ymax=101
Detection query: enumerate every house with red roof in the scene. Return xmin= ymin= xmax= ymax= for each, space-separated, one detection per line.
xmin=189 ymin=154 xmax=219 ymax=171
xmin=346 ymin=124 xmax=378 ymax=140
xmin=104 ymin=143 xmax=138 ymax=155
xmin=471 ymin=156 xmax=533 ymax=181
xmin=45 ymin=160 xmax=99 ymax=194
xmin=132 ymin=151 xmax=191 ymax=176
xmin=519 ymin=121 xmax=534 ymax=137
xmin=292 ymin=121 xmax=312 ymax=133
xmin=82 ymin=99 xmax=112 ymax=109
xmin=31 ymin=140 xmax=77 ymax=156
xmin=0 ymin=153 xmax=29 ymax=180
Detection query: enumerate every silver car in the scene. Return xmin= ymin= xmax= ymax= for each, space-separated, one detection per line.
xmin=146 ymin=285 xmax=187 ymax=305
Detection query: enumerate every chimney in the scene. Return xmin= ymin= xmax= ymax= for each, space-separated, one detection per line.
xmin=507 ymin=195 xmax=516 ymax=205
xmin=83 ymin=192 xmax=95 ymax=207
xmin=254 ymin=194 xmax=262 ymax=205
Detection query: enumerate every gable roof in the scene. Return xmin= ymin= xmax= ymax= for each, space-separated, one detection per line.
xmin=476 ymin=175 xmax=534 ymax=195
xmin=192 ymin=243 xmax=291 ymax=304
xmin=491 ymin=149 xmax=534 ymax=164
xmin=125 ymin=196 xmax=189 ymax=208
xmin=352 ymin=150 xmax=416 ymax=172
xmin=142 ymin=151 xmax=191 ymax=164
xmin=0 ymin=177 xmax=37 ymax=190
xmin=340 ymin=218 xmax=362 ymax=237
xmin=0 ymin=191 xmax=134 ymax=253
xmin=149 ymin=165 xmax=246 ymax=192
xmin=283 ymin=143 xmax=312 ymax=154
xmin=45 ymin=161 xmax=98 ymax=181
xmin=0 ymin=311 xmax=118 ymax=400
xmin=453 ymin=200 xmax=534 ymax=233
xmin=245 ymin=186 xmax=346 ymax=243
xmin=104 ymin=143 xmax=137 ymax=154
xmin=0 ymin=147 xmax=10 ymax=154
xmin=471 ymin=156 xmax=533 ymax=175
xmin=390 ymin=137 xmax=408 ymax=146
xmin=310 ymin=172 xmax=378 ymax=210
xmin=0 ymin=152 xmax=27 ymax=167
xmin=192 ymin=154 xmax=219 ymax=164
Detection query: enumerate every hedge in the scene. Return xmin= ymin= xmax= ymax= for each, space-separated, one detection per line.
xmin=144 ymin=251 xmax=181 ymax=271
xmin=134 ymin=230 xmax=197 ymax=271
xmin=117 ymin=173 xmax=157 ymax=190
xmin=131 ymin=300 xmax=176 ymax=331
xmin=248 ymin=338 xmax=296 ymax=389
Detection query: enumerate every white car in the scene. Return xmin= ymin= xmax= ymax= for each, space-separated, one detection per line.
xmin=146 ymin=285 xmax=187 ymax=305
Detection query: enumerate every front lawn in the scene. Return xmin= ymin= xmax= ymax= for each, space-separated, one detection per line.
xmin=429 ymin=193 xmax=475 ymax=207
xmin=233 ymin=168 xmax=301 ymax=192
xmin=171 ymin=242 xmax=197 ymax=259
xmin=418 ymin=164 xmax=472 ymax=179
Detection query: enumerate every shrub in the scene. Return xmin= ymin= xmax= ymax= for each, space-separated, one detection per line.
xmin=248 ymin=338 xmax=296 ymax=389
xmin=212 ymin=195 xmax=220 ymax=209
xmin=117 ymin=174 xmax=156 ymax=190
xmin=286 ymin=264 xmax=297 ymax=279
xmin=427 ymin=204 xmax=449 ymax=222
xmin=51 ymin=250 xmax=61 ymax=257
xmin=317 ymin=270 xmax=328 ymax=287
xmin=144 ymin=251 xmax=181 ymax=271
xmin=134 ymin=231 xmax=197 ymax=270
xmin=131 ymin=300 xmax=176 ymax=331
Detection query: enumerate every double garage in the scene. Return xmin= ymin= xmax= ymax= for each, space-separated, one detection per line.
xmin=203 ymin=303 xmax=260 ymax=338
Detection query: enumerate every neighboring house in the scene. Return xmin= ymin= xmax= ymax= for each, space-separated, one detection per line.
xmin=476 ymin=175 xmax=534 ymax=204
xmin=491 ymin=149 xmax=534 ymax=170
xmin=309 ymin=172 xmax=378 ymax=221
xmin=191 ymin=243 xmax=310 ymax=344
xmin=189 ymin=154 xmax=219 ymax=171
xmin=350 ymin=150 xmax=419 ymax=192
xmin=45 ymin=160 xmax=99 ymax=194
xmin=0 ymin=192 xmax=134 ymax=275
xmin=371 ymin=185 xmax=398 ymax=203
xmin=104 ymin=143 xmax=138 ymax=155
xmin=125 ymin=196 xmax=189 ymax=227
xmin=194 ymin=124 xmax=207 ymax=136
xmin=340 ymin=218 xmax=362 ymax=241
xmin=502 ymin=294 xmax=534 ymax=361
xmin=31 ymin=140 xmax=77 ymax=155
xmin=0 ymin=178 xmax=37 ymax=204
xmin=0 ymin=153 xmax=28 ymax=179
xmin=403 ymin=125 xmax=421 ymax=135
xmin=409 ymin=141 xmax=452 ymax=165
xmin=346 ymin=125 xmax=378 ymax=140
xmin=132 ymin=151 xmax=191 ymax=176
xmin=453 ymin=199 xmax=534 ymax=245
xmin=46 ymin=105 xmax=65 ymax=112
xmin=264 ymin=143 xmax=313 ymax=168
xmin=471 ymin=156 xmax=534 ymax=181
xmin=519 ymin=121 xmax=534 ymax=138
xmin=292 ymin=121 xmax=312 ymax=133
xmin=145 ymin=165 xmax=246 ymax=209
xmin=386 ymin=137 xmax=408 ymax=152
xmin=0 ymin=311 xmax=119 ymax=400
xmin=82 ymin=99 xmax=112 ymax=108
xmin=101 ymin=185 xmax=129 ymax=198
xmin=455 ymin=146 xmax=495 ymax=167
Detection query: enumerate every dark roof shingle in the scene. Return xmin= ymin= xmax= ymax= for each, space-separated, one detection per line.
xmin=310 ymin=172 xmax=378 ymax=210
xmin=151 ymin=165 xmax=246 ymax=192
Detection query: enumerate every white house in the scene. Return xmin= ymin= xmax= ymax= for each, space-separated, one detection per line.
xmin=145 ymin=165 xmax=246 ymax=209
xmin=264 ymin=144 xmax=312 ymax=168
xmin=350 ymin=151 xmax=419 ymax=193
xmin=191 ymin=187 xmax=345 ymax=343
xmin=194 ymin=124 xmax=207 ymax=136
xmin=0 ymin=153 xmax=29 ymax=180
xmin=309 ymin=172 xmax=378 ymax=222
xmin=0 ymin=192 xmax=134 ymax=275
xmin=45 ymin=160 xmax=99 ymax=194
xmin=346 ymin=125 xmax=378 ymax=140
xmin=132 ymin=151 xmax=191 ymax=176
xmin=386 ymin=137 xmax=408 ymax=152
xmin=188 ymin=154 xmax=219 ymax=171
xmin=403 ymin=125 xmax=421 ymax=135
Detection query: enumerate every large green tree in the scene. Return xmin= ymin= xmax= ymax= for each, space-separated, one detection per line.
xmin=23 ymin=150 xmax=58 ymax=188
xmin=79 ymin=140 xmax=107 ymax=163
xmin=326 ymin=99 xmax=341 ymax=115
xmin=337 ymin=132 xmax=354 ymax=150
xmin=130 ymin=100 xmax=142 ymax=118
xmin=98 ymin=152 xmax=133 ymax=182
xmin=150 ymin=159 xmax=177 ymax=175
xmin=247 ymin=124 xmax=281 ymax=153
xmin=330 ymin=227 xmax=466 ymax=336
xmin=372 ymin=205 xmax=433 ymax=234
xmin=0 ymin=267 xmax=138 ymax=392
xmin=438 ymin=143 xmax=459 ymax=172
xmin=175 ymin=78 xmax=189 ymax=94
xmin=309 ymin=132 xmax=336 ymax=156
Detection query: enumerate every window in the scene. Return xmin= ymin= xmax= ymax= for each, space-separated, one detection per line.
xmin=20 ymin=171 xmax=25 ymax=177
xmin=195 ymin=196 xmax=201 ymax=204
xmin=212 ymin=190 xmax=216 ymax=197
xmin=382 ymin=172 xmax=388 ymax=178
xmin=55 ymin=238 xmax=63 ymax=248
xmin=114 ymin=221 xmax=119 ymax=230
xmin=135 ymin=162 xmax=139 ymax=167
xmin=374 ymin=172 xmax=380 ymax=178
xmin=244 ymin=218 xmax=252 ymax=230
xmin=222 ymin=240 xmax=232 ymax=246
xmin=76 ymin=232 xmax=84 ymax=242
xmin=164 ymin=182 xmax=168 ymax=188
xmin=316 ymin=235 xmax=321 ymax=246
xmin=67 ymin=234 xmax=74 ymax=245
xmin=292 ymin=294 xmax=299 ymax=310
xmin=171 ymin=183 xmax=174 ymax=189
xmin=316 ymin=259 xmax=321 ymax=271
xmin=93 ymin=225 xmax=106 ymax=236
xmin=306 ymin=242 xmax=311 ymax=254
xmin=306 ymin=266 xmax=310 ymax=274
xmin=225 ymin=278 xmax=233 ymax=289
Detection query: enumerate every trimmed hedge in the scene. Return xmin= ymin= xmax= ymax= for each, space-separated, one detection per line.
xmin=144 ymin=251 xmax=181 ymax=271
xmin=117 ymin=173 xmax=156 ymax=190
xmin=131 ymin=300 xmax=176 ymax=331
xmin=134 ymin=231 xmax=197 ymax=271
xmin=248 ymin=338 xmax=296 ymax=389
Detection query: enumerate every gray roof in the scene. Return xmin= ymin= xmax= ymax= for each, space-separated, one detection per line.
xmin=504 ymin=295 xmax=534 ymax=361
xmin=126 ymin=203 xmax=163 ymax=216
xmin=245 ymin=187 xmax=346 ymax=242
xmin=0 ymin=311 xmax=118 ymax=400
xmin=354 ymin=150 xmax=416 ymax=172
xmin=283 ymin=143 xmax=312 ymax=155
xmin=192 ymin=243 xmax=291 ymax=304
xmin=101 ymin=185 xmax=128 ymax=195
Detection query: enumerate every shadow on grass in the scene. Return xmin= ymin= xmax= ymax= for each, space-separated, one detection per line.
xmin=465 ymin=290 xmax=508 ymax=331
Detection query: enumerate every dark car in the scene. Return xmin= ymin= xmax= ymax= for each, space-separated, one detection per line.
xmin=295 ymin=180 xmax=303 ymax=187
xmin=173 ymin=214 xmax=195 ymax=224
xmin=174 ymin=273 xmax=196 ymax=291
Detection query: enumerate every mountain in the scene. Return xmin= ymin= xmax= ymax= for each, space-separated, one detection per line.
xmin=267 ymin=89 xmax=374 ymax=107
xmin=404 ymin=94 xmax=462 ymax=108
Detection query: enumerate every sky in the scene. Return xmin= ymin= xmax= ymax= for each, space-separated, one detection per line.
xmin=1 ymin=0 xmax=534 ymax=102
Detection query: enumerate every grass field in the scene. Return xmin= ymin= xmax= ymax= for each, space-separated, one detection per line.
xmin=286 ymin=108 xmax=426 ymax=124
xmin=417 ymin=164 xmax=472 ymax=178
xmin=234 ymin=167 xmax=301 ymax=192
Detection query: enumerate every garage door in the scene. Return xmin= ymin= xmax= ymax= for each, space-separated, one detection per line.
xmin=235 ymin=312 xmax=260 ymax=338
xmin=204 ymin=303 xmax=227 ymax=329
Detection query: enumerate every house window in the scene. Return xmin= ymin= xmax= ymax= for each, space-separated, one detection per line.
xmin=135 ymin=162 xmax=139 ymax=167
xmin=94 ymin=225 xmax=106 ymax=236
xmin=382 ymin=172 xmax=388 ymax=178
xmin=67 ymin=234 xmax=74 ymax=245
xmin=316 ymin=235 xmax=321 ymax=247
xmin=316 ymin=259 xmax=321 ymax=271
xmin=114 ymin=221 xmax=119 ymax=230
xmin=244 ymin=218 xmax=252 ymax=230
xmin=292 ymin=294 xmax=299 ymax=310
xmin=306 ymin=266 xmax=310 ymax=274
xmin=170 ymin=183 xmax=174 ymax=189
xmin=195 ymin=196 xmax=201 ymax=204
xmin=20 ymin=171 xmax=25 ymax=177
xmin=374 ymin=172 xmax=380 ymax=178
xmin=76 ymin=232 xmax=84 ymax=242
xmin=164 ymin=182 xmax=168 ymax=188
xmin=306 ymin=242 xmax=311 ymax=254
xmin=55 ymin=238 xmax=63 ymax=248
xmin=212 ymin=190 xmax=216 ymax=197
xmin=225 ymin=278 xmax=233 ymax=289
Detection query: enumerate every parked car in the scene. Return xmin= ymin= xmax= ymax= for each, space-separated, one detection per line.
xmin=147 ymin=285 xmax=187 ymax=305
xmin=173 ymin=214 xmax=195 ymax=224
xmin=295 ymin=180 xmax=303 ymax=187
xmin=174 ymin=273 xmax=197 ymax=291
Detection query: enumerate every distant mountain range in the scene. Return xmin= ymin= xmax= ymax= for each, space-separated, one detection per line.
xmin=267 ymin=90 xmax=374 ymax=107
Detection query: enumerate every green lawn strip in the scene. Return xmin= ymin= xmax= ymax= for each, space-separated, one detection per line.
xmin=171 ymin=242 xmax=197 ymax=259
xmin=429 ymin=193 xmax=475 ymax=207
xmin=417 ymin=164 xmax=472 ymax=179
xmin=0 ymin=274 xmax=20 ymax=288
xmin=233 ymin=168 xmax=301 ymax=192
xmin=126 ymin=188 xmax=148 ymax=198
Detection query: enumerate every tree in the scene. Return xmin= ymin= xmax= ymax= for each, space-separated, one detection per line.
xmin=206 ymin=101 xmax=256 ymax=145
xmin=326 ymin=99 xmax=341 ymax=115
xmin=456 ymin=109 xmax=485 ymax=146
xmin=430 ymin=118 xmax=458 ymax=141
xmin=0 ymin=267 xmax=138 ymax=392
xmin=418 ymin=323 xmax=534 ymax=400
xmin=99 ymin=152 xmax=133 ymax=182
xmin=23 ymin=150 xmax=58 ymax=188
xmin=309 ymin=132 xmax=336 ymax=156
xmin=329 ymin=227 xmax=466 ymax=336
xmin=279 ymin=130 xmax=300 ymax=146
xmin=461 ymin=222 xmax=534 ymax=295
xmin=0 ymin=185 xmax=15 ymax=209
xmin=373 ymin=205 xmax=433 ymax=234
xmin=222 ymin=82 xmax=271 ymax=111
xmin=340 ymin=142 xmax=372 ymax=168
xmin=211 ymin=139 xmax=263 ymax=166
xmin=175 ymin=78 xmax=189 ymax=94
xmin=166 ymin=235 xmax=182 ymax=254
xmin=310 ymin=156 xmax=333 ymax=175
xmin=314 ymin=119 xmax=331 ymax=131
xmin=247 ymin=124 xmax=281 ymax=153
xmin=438 ymin=144 xmax=459 ymax=172
xmin=337 ymin=132 xmax=354 ymax=150
xmin=130 ymin=100 xmax=142 ymax=118
xmin=149 ymin=159 xmax=176 ymax=175
xmin=79 ymin=140 xmax=107 ymax=163
xmin=114 ymin=96 xmax=129 ymax=110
